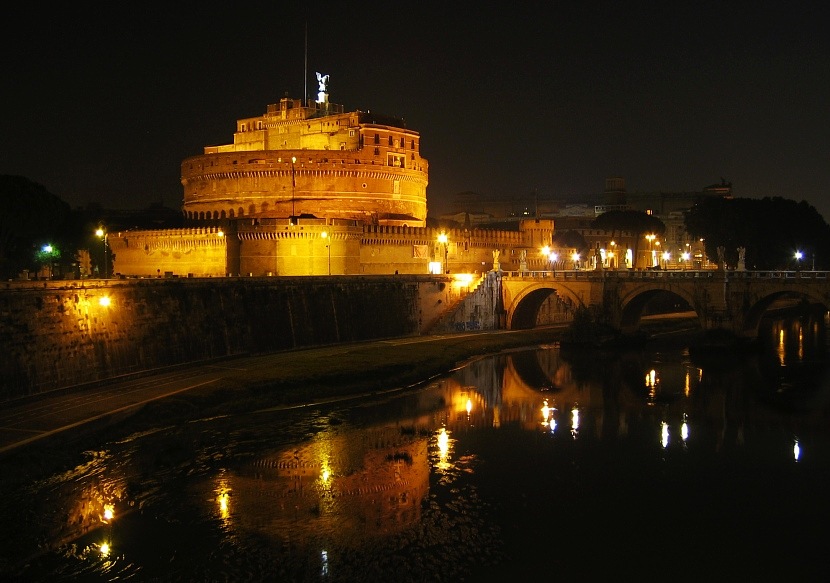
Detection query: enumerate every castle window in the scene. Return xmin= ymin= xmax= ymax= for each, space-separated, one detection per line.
xmin=388 ymin=136 xmax=393 ymax=146
xmin=374 ymin=147 xmax=379 ymax=155
xmin=411 ymin=140 xmax=415 ymax=150
xmin=387 ymin=153 xmax=405 ymax=168
xmin=374 ymin=134 xmax=379 ymax=144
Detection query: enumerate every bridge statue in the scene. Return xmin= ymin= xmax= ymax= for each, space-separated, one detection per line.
xmin=492 ymin=249 xmax=501 ymax=272
xmin=717 ymin=246 xmax=726 ymax=270
xmin=519 ymin=249 xmax=528 ymax=272
xmin=738 ymin=247 xmax=746 ymax=271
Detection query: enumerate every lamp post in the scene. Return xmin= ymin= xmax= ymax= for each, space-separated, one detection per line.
xmin=291 ymin=156 xmax=297 ymax=218
xmin=95 ymin=228 xmax=108 ymax=279
xmin=39 ymin=244 xmax=58 ymax=279
xmin=662 ymin=251 xmax=670 ymax=270
xmin=438 ymin=232 xmax=448 ymax=274
xmin=795 ymin=250 xmax=803 ymax=271
xmin=541 ymin=245 xmax=558 ymax=276
xmin=541 ymin=245 xmax=551 ymax=275
xmin=321 ymin=230 xmax=331 ymax=275
xmin=571 ymin=252 xmax=580 ymax=270
xmin=645 ymin=234 xmax=655 ymax=268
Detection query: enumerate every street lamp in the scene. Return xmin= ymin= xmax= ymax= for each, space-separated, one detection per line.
xmin=438 ymin=232 xmax=449 ymax=274
xmin=38 ymin=243 xmax=59 ymax=279
xmin=645 ymin=234 xmax=655 ymax=268
xmin=541 ymin=245 xmax=558 ymax=276
xmin=795 ymin=250 xmax=803 ymax=270
xmin=95 ymin=228 xmax=108 ymax=278
xmin=571 ymin=252 xmax=580 ymax=270
xmin=662 ymin=251 xmax=670 ymax=270
xmin=321 ymin=231 xmax=331 ymax=275
xmin=290 ymin=156 xmax=297 ymax=221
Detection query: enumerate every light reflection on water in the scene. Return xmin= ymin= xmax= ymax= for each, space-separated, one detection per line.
xmin=3 ymin=313 xmax=830 ymax=581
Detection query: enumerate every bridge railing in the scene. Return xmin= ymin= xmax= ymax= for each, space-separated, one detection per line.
xmin=503 ymin=269 xmax=830 ymax=281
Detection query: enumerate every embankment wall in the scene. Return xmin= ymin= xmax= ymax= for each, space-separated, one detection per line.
xmin=0 ymin=276 xmax=456 ymax=401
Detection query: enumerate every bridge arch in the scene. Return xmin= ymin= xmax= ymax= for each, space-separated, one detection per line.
xmin=500 ymin=271 xmax=830 ymax=339
xmin=617 ymin=285 xmax=699 ymax=334
xmin=742 ymin=289 xmax=828 ymax=337
xmin=507 ymin=283 xmax=583 ymax=330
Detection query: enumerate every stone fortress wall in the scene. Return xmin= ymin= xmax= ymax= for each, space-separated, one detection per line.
xmin=110 ymin=222 xmax=535 ymax=278
xmin=181 ymin=149 xmax=428 ymax=226
xmin=0 ymin=276 xmax=470 ymax=400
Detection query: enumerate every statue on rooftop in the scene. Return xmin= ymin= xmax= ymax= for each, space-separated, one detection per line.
xmin=316 ymin=72 xmax=329 ymax=92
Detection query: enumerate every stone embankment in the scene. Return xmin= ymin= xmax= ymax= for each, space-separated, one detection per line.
xmin=0 ymin=276 xmax=461 ymax=401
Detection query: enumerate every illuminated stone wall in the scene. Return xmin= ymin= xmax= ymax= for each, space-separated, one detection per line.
xmin=108 ymin=227 xmax=228 ymax=278
xmin=181 ymin=152 xmax=428 ymax=226
xmin=109 ymin=223 xmax=531 ymax=278
xmin=0 ymin=277 xmax=460 ymax=400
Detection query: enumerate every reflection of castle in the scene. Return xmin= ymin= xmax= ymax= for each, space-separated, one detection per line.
xmin=217 ymin=427 xmax=429 ymax=546
xmin=107 ymin=83 xmax=563 ymax=278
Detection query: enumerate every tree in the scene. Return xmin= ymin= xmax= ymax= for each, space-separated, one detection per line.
xmin=684 ymin=197 xmax=830 ymax=270
xmin=0 ymin=175 xmax=77 ymax=279
xmin=591 ymin=210 xmax=666 ymax=267
xmin=551 ymin=229 xmax=589 ymax=266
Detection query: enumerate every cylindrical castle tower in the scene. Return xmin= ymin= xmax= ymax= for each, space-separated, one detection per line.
xmin=181 ymin=96 xmax=428 ymax=227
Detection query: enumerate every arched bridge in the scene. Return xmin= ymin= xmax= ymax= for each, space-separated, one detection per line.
xmin=500 ymin=270 xmax=830 ymax=338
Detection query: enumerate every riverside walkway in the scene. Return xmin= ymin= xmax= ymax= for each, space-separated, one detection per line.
xmin=0 ymin=328 xmax=560 ymax=456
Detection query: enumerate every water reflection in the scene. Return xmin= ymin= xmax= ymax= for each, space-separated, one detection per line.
xmin=3 ymin=313 xmax=830 ymax=580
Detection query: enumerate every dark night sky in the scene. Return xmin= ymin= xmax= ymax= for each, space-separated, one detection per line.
xmin=2 ymin=2 xmax=828 ymax=219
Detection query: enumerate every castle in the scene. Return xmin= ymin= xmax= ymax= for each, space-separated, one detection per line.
xmin=109 ymin=80 xmax=646 ymax=278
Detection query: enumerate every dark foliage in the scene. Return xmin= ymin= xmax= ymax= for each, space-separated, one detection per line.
xmin=591 ymin=210 xmax=666 ymax=237
xmin=551 ymin=230 xmax=588 ymax=255
xmin=684 ymin=197 xmax=830 ymax=270
xmin=591 ymin=210 xmax=666 ymax=266
xmin=0 ymin=176 xmax=75 ymax=279
xmin=0 ymin=175 xmax=185 ymax=279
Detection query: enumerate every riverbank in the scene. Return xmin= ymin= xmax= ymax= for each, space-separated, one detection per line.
xmin=2 ymin=312 xmax=713 ymax=469
xmin=129 ymin=328 xmax=569 ymax=423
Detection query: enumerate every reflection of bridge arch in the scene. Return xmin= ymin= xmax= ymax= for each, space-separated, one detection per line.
xmin=501 ymin=349 xmax=599 ymax=418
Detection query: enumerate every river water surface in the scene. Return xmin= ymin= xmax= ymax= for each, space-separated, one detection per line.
xmin=3 ymin=314 xmax=830 ymax=581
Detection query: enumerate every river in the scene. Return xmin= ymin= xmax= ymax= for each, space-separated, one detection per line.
xmin=2 ymin=312 xmax=830 ymax=581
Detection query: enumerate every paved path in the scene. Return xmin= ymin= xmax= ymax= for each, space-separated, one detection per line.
xmin=0 ymin=367 xmax=225 ymax=455
xmin=0 ymin=329 xmax=547 ymax=456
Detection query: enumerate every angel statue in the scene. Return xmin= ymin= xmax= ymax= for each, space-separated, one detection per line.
xmin=316 ymin=72 xmax=329 ymax=93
